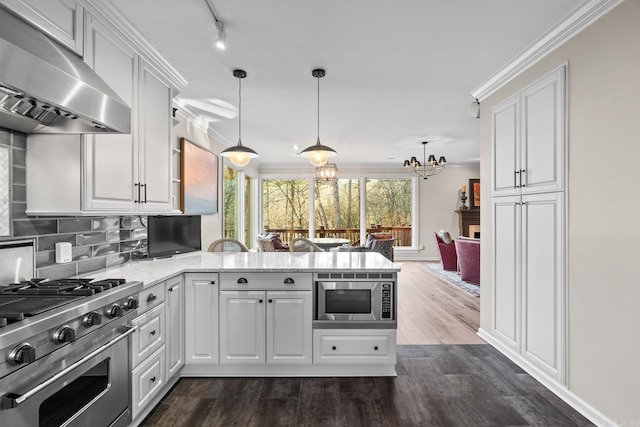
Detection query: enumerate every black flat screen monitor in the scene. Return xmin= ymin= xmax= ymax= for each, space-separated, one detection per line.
xmin=147 ymin=215 xmax=201 ymax=258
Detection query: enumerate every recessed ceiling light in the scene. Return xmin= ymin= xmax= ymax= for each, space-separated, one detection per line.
xmin=292 ymin=144 xmax=299 ymax=150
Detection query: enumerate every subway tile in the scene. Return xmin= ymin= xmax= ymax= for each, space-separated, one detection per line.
xmin=120 ymin=239 xmax=142 ymax=251
xmin=106 ymin=252 xmax=130 ymax=267
xmin=12 ymin=149 xmax=25 ymax=166
xmin=92 ymin=243 xmax=119 ymax=257
xmin=36 ymin=250 xmax=55 ymax=268
xmin=72 ymin=246 xmax=92 ymax=261
xmin=119 ymin=229 xmax=131 ymax=240
xmin=106 ymin=230 xmax=120 ymax=243
xmin=12 ymin=166 xmax=25 ymax=185
xmin=59 ymin=218 xmax=92 ymax=233
xmin=77 ymin=257 xmax=106 ymax=275
xmin=12 ymin=184 xmax=26 ymax=202
xmin=37 ymin=263 xmax=77 ymax=280
xmin=93 ymin=217 xmax=120 ymax=231
xmin=12 ymin=133 xmax=26 ymax=149
xmin=77 ymin=231 xmax=105 ymax=246
xmin=121 ymin=216 xmax=145 ymax=229
xmin=38 ymin=234 xmax=75 ymax=251
xmin=131 ymin=228 xmax=147 ymax=239
xmin=13 ymin=218 xmax=57 ymax=236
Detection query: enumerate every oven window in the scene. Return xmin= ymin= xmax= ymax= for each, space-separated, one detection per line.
xmin=325 ymin=289 xmax=371 ymax=314
xmin=39 ymin=358 xmax=110 ymax=427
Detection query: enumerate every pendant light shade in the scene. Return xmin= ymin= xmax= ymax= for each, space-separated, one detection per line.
xmin=221 ymin=69 xmax=258 ymax=168
xmin=300 ymin=68 xmax=337 ymax=166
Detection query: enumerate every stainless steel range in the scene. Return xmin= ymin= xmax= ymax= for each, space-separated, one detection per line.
xmin=0 ymin=240 xmax=142 ymax=427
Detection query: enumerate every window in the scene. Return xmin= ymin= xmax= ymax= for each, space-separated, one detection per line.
xmin=263 ymin=179 xmax=309 ymax=242
xmin=365 ymin=178 xmax=413 ymax=247
xmin=223 ymin=166 xmax=238 ymax=239
xmin=314 ymin=179 xmax=360 ymax=243
xmin=244 ymin=174 xmax=255 ymax=247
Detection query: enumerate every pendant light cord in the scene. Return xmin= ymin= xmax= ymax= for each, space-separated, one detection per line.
xmin=316 ymin=74 xmax=320 ymax=143
xmin=238 ymin=75 xmax=242 ymax=145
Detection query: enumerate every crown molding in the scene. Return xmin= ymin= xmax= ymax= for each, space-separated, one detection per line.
xmin=470 ymin=0 xmax=622 ymax=101
xmin=79 ymin=0 xmax=188 ymax=93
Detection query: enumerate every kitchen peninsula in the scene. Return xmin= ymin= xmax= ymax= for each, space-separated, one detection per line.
xmin=88 ymin=251 xmax=399 ymax=425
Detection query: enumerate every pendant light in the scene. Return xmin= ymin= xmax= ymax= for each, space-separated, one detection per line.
xmin=221 ymin=69 xmax=258 ymax=168
xmin=300 ymin=68 xmax=337 ymax=167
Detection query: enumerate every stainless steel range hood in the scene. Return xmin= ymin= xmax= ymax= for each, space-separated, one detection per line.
xmin=0 ymin=7 xmax=131 ymax=134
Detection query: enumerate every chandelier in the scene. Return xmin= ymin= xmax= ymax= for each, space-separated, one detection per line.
xmin=315 ymin=163 xmax=338 ymax=185
xmin=403 ymin=141 xmax=446 ymax=180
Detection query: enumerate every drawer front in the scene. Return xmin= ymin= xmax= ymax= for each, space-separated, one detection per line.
xmin=139 ymin=282 xmax=166 ymax=312
xmin=132 ymin=345 xmax=165 ymax=419
xmin=313 ymin=329 xmax=396 ymax=364
xmin=220 ymin=272 xmax=312 ymax=290
xmin=131 ymin=303 xmax=165 ymax=368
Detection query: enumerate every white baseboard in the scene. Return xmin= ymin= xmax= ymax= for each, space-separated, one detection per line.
xmin=477 ymin=328 xmax=617 ymax=427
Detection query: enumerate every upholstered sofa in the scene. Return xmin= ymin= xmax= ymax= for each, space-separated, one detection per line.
xmin=434 ymin=231 xmax=457 ymax=271
xmin=455 ymin=237 xmax=480 ymax=285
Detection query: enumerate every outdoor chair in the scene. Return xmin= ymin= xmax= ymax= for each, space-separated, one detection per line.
xmin=290 ymin=237 xmax=324 ymax=252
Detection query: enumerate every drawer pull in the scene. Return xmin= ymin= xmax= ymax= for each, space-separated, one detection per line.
xmin=150 ymin=330 xmax=156 ymax=336
xmin=237 ymin=278 xmax=248 ymax=284
xmin=147 ymin=294 xmax=157 ymax=302
xmin=150 ymin=376 xmax=156 ymax=383
xmin=210 ymin=281 xmax=216 ymax=285
xmin=268 ymin=299 xmax=273 ymax=303
xmin=374 ymin=346 xmax=379 ymax=351
xmin=284 ymin=277 xmax=295 ymax=284
xmin=332 ymin=346 xmax=337 ymax=350
xmin=258 ymin=299 xmax=263 ymax=303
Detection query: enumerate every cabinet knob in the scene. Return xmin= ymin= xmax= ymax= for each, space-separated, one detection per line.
xmin=150 ymin=376 xmax=156 ymax=383
xmin=237 ymin=277 xmax=248 ymax=284
xmin=210 ymin=281 xmax=216 ymax=285
xmin=268 ymin=299 xmax=273 ymax=303
xmin=169 ymin=287 xmax=173 ymax=292
xmin=150 ymin=330 xmax=156 ymax=336
xmin=374 ymin=346 xmax=379 ymax=351
xmin=147 ymin=293 xmax=157 ymax=302
xmin=332 ymin=346 xmax=337 ymax=350
xmin=284 ymin=277 xmax=295 ymax=284
xmin=258 ymin=299 xmax=263 ymax=303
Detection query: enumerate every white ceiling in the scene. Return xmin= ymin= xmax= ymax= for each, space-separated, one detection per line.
xmin=107 ymin=0 xmax=584 ymax=168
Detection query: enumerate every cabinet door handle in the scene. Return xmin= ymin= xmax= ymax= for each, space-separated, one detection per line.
xmin=168 ymin=287 xmax=173 ymax=292
xmin=142 ymin=183 xmax=147 ymax=203
xmin=147 ymin=293 xmax=157 ymax=302
xmin=268 ymin=299 xmax=273 ymax=303
xmin=237 ymin=278 xmax=248 ymax=284
xmin=134 ymin=183 xmax=141 ymax=203
xmin=284 ymin=277 xmax=295 ymax=284
xmin=514 ymin=170 xmax=520 ymax=188
xmin=520 ymin=169 xmax=525 ymax=187
xmin=150 ymin=376 xmax=156 ymax=383
xmin=150 ymin=330 xmax=156 ymax=336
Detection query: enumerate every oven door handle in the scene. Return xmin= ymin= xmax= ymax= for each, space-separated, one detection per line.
xmin=1 ymin=325 xmax=138 ymax=410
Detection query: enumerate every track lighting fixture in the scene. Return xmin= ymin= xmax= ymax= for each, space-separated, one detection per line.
xmin=204 ymin=0 xmax=227 ymax=50
xmin=467 ymin=97 xmax=480 ymax=119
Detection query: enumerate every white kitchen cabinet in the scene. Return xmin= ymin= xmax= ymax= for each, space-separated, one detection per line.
xmin=492 ymin=66 xmax=565 ymax=198
xmin=184 ymin=273 xmax=219 ymax=364
xmin=492 ymin=192 xmax=565 ymax=382
xmin=131 ymin=345 xmax=165 ymax=420
xmin=131 ymin=303 xmax=165 ymax=368
xmin=25 ymin=11 xmax=175 ymax=215
xmin=165 ymin=275 xmax=184 ymax=379
xmin=313 ymin=329 xmax=396 ymax=364
xmin=1 ymin=0 xmax=83 ymax=54
xmin=219 ymin=290 xmax=312 ymax=365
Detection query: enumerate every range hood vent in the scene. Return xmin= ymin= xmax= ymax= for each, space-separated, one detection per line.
xmin=0 ymin=6 xmax=131 ymax=134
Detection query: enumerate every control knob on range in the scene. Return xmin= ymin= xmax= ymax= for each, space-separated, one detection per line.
xmin=8 ymin=343 xmax=36 ymax=365
xmin=54 ymin=325 xmax=76 ymax=343
xmin=107 ymin=303 xmax=124 ymax=318
xmin=82 ymin=311 xmax=103 ymax=327
xmin=124 ymin=296 xmax=139 ymax=310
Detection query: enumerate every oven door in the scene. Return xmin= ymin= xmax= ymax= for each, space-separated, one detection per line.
xmin=0 ymin=319 xmax=136 ymax=427
xmin=317 ymin=281 xmax=382 ymax=321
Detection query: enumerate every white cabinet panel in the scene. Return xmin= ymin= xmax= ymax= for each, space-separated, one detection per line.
xmin=185 ymin=273 xmax=218 ymax=364
xmin=492 ymin=95 xmax=520 ymax=197
xmin=131 ymin=303 xmax=165 ymax=368
xmin=219 ymin=291 xmax=266 ymax=364
xmin=266 ymin=291 xmax=312 ymax=364
xmin=131 ymin=345 xmax=165 ymax=420
xmin=165 ymin=276 xmax=184 ymax=379
xmin=313 ymin=329 xmax=396 ymax=364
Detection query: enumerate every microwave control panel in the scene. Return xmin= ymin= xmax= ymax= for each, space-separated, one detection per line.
xmin=381 ymin=283 xmax=392 ymax=319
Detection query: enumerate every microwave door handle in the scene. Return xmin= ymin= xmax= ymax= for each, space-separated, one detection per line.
xmin=0 ymin=325 xmax=137 ymax=409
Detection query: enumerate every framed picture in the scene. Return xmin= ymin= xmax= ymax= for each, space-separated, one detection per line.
xmin=180 ymin=138 xmax=219 ymax=214
xmin=469 ymin=179 xmax=480 ymax=209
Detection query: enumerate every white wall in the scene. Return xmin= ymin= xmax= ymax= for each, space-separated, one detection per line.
xmin=479 ymin=1 xmax=640 ymax=422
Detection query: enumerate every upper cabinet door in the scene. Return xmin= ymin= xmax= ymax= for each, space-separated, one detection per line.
xmin=83 ymin=13 xmax=138 ymax=212
xmin=521 ymin=67 xmax=565 ymax=195
xmin=138 ymin=60 xmax=173 ymax=212
xmin=492 ymin=94 xmax=520 ymax=197
xmin=2 ymin=0 xmax=83 ymax=54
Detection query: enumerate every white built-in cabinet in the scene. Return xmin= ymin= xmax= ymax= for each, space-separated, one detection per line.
xmin=25 ymin=7 xmax=176 ymax=215
xmin=0 ymin=0 xmax=83 ymax=54
xmin=219 ymin=290 xmax=312 ymax=365
xmin=184 ymin=273 xmax=219 ymax=364
xmin=490 ymin=65 xmax=566 ymax=383
xmin=165 ymin=275 xmax=184 ymax=380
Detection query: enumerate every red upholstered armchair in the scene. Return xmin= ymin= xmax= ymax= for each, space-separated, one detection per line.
xmin=455 ymin=237 xmax=480 ymax=285
xmin=434 ymin=231 xmax=457 ymax=271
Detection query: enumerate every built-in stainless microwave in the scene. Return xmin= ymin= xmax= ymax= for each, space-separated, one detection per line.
xmin=315 ymin=280 xmax=394 ymax=327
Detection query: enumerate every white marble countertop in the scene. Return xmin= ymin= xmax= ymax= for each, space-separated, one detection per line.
xmin=86 ymin=251 xmax=399 ymax=289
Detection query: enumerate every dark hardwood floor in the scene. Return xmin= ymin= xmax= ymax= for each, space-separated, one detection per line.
xmin=141 ymin=345 xmax=593 ymax=427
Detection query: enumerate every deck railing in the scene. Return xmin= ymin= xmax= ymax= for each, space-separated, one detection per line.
xmin=263 ymin=226 xmax=412 ymax=247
